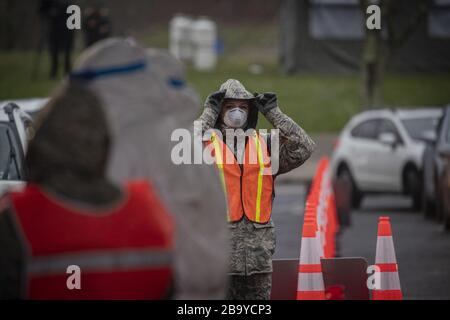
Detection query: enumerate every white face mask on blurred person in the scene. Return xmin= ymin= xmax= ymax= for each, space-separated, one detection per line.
xmin=223 ymin=107 xmax=248 ymax=128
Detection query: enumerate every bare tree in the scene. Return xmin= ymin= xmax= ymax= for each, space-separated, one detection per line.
xmin=360 ymin=0 xmax=432 ymax=109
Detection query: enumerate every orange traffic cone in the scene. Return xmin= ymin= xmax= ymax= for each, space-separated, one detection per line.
xmin=326 ymin=191 xmax=339 ymax=258
xmin=297 ymin=220 xmax=325 ymax=300
xmin=304 ymin=209 xmax=324 ymax=259
xmin=372 ymin=216 xmax=402 ymax=300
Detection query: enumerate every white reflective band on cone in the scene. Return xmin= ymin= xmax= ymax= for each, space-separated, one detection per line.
xmin=299 ymin=238 xmax=321 ymax=264
xmin=317 ymin=235 xmax=324 ymax=258
xmin=375 ymin=236 xmax=397 ymax=263
xmin=378 ymin=271 xmax=401 ymax=290
xmin=28 ymin=249 xmax=173 ymax=276
xmin=297 ymin=273 xmax=325 ymax=291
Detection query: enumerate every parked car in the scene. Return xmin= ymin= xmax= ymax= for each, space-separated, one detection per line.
xmin=0 ymin=103 xmax=32 ymax=197
xmin=440 ymin=154 xmax=450 ymax=231
xmin=331 ymin=108 xmax=442 ymax=210
xmin=0 ymin=98 xmax=48 ymax=120
xmin=422 ymin=140 xmax=438 ymax=218
xmin=422 ymin=106 xmax=450 ymax=228
xmin=437 ymin=107 xmax=450 ymax=231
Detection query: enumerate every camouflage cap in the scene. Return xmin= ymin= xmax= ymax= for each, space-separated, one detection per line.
xmin=219 ymin=79 xmax=254 ymax=100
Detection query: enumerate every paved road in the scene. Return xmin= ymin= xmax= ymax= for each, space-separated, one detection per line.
xmin=276 ymin=134 xmax=336 ymax=184
xmin=271 ymin=182 xmax=305 ymax=260
xmin=272 ymin=182 xmax=450 ymax=299
xmin=341 ymin=195 xmax=450 ymax=300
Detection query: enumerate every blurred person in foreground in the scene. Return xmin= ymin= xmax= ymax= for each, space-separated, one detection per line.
xmin=197 ymin=79 xmax=315 ymax=299
xmin=69 ymin=38 xmax=229 ymax=299
xmin=0 ymin=82 xmax=174 ymax=299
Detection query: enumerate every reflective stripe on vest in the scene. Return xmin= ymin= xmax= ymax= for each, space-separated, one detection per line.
xmin=28 ymin=249 xmax=172 ymax=276
xmin=211 ymin=133 xmax=230 ymax=221
xmin=255 ymin=134 xmax=264 ymax=222
xmin=208 ymin=131 xmax=273 ymax=223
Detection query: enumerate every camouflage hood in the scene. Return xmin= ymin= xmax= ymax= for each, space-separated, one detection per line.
xmin=215 ymin=79 xmax=259 ymax=130
xmin=219 ymin=79 xmax=254 ymax=100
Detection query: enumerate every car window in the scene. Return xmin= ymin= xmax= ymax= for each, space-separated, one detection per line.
xmin=350 ymin=119 xmax=380 ymax=140
xmin=379 ymin=119 xmax=402 ymax=142
xmin=0 ymin=122 xmax=23 ymax=180
xmin=379 ymin=119 xmax=397 ymax=135
xmin=401 ymin=117 xmax=441 ymax=141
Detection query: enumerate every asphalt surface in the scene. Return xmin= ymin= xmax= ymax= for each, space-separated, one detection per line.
xmin=272 ymin=182 xmax=305 ymax=260
xmin=272 ymin=181 xmax=450 ymax=300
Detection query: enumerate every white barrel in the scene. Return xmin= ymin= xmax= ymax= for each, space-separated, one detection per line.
xmin=191 ymin=17 xmax=217 ymax=71
xmin=169 ymin=14 xmax=194 ymax=62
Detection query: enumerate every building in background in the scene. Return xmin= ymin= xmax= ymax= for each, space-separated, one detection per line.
xmin=280 ymin=0 xmax=450 ymax=73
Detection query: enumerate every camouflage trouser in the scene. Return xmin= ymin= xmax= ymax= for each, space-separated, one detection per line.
xmin=228 ymin=218 xmax=276 ymax=275
xmin=226 ymin=273 xmax=272 ymax=300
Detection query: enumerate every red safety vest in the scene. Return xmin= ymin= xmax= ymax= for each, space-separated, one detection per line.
xmin=206 ymin=131 xmax=274 ymax=224
xmin=10 ymin=180 xmax=174 ymax=300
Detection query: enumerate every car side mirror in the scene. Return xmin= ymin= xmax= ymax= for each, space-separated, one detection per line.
xmin=378 ymin=132 xmax=397 ymax=147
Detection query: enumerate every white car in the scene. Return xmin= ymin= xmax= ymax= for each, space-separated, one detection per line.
xmin=0 ymin=98 xmax=48 ymax=119
xmin=0 ymin=103 xmax=38 ymax=197
xmin=0 ymin=98 xmax=47 ymax=197
xmin=331 ymin=108 xmax=443 ymax=209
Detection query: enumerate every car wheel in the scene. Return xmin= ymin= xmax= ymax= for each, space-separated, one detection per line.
xmin=443 ymin=188 xmax=450 ymax=231
xmin=423 ymin=199 xmax=436 ymax=219
xmin=444 ymin=216 xmax=450 ymax=231
xmin=338 ymin=166 xmax=363 ymax=210
xmin=436 ymin=187 xmax=445 ymax=222
xmin=422 ymin=190 xmax=436 ymax=219
xmin=405 ymin=167 xmax=422 ymax=211
xmin=443 ymin=201 xmax=450 ymax=231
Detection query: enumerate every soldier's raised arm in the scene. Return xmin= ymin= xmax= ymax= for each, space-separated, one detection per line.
xmin=254 ymin=93 xmax=316 ymax=175
xmin=196 ymin=90 xmax=226 ymax=133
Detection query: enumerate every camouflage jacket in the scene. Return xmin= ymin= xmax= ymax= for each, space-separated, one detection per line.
xmin=196 ymin=100 xmax=315 ymax=275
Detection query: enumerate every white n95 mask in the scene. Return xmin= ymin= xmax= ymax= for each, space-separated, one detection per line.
xmin=223 ymin=108 xmax=248 ymax=128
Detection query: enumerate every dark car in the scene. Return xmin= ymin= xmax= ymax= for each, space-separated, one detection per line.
xmin=440 ymin=154 xmax=450 ymax=230
xmin=423 ymin=135 xmax=440 ymax=218
xmin=422 ymin=106 xmax=450 ymax=228
xmin=436 ymin=107 xmax=450 ymax=230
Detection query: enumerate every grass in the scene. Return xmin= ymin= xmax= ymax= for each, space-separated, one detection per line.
xmin=1 ymin=50 xmax=450 ymax=133
xmin=185 ymin=56 xmax=450 ymax=132
xmin=138 ymin=23 xmax=279 ymax=60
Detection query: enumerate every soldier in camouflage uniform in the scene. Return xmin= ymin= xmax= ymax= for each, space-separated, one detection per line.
xmin=196 ymin=79 xmax=315 ymax=300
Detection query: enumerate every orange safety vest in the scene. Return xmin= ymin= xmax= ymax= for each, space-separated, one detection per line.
xmin=10 ymin=180 xmax=174 ymax=300
xmin=207 ymin=131 xmax=274 ymax=224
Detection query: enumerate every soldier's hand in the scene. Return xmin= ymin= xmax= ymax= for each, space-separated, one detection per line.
xmin=204 ymin=89 xmax=227 ymax=115
xmin=254 ymin=92 xmax=278 ymax=115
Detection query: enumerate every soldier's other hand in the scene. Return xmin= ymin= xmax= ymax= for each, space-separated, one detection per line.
xmin=204 ymin=89 xmax=227 ymax=114
xmin=254 ymin=92 xmax=278 ymax=115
